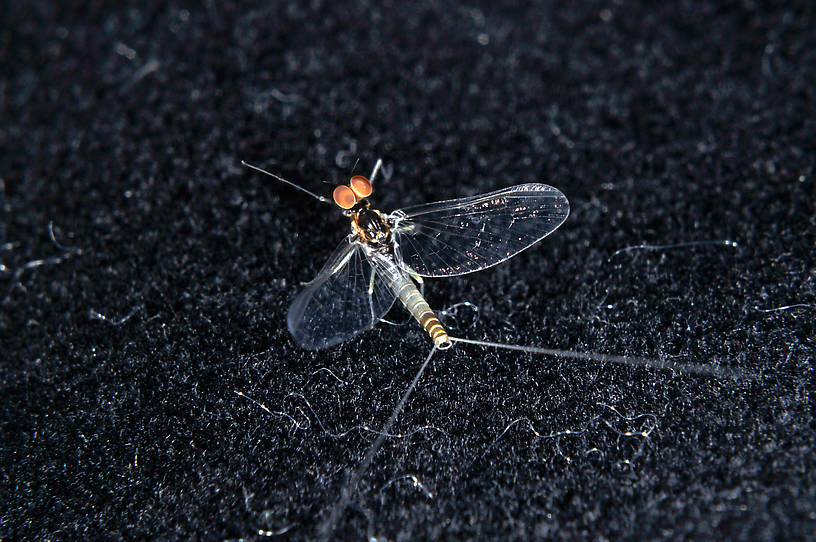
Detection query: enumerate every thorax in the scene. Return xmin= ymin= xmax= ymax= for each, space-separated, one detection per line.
xmin=350 ymin=203 xmax=392 ymax=248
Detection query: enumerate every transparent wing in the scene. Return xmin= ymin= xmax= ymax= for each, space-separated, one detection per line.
xmin=390 ymin=183 xmax=569 ymax=277
xmin=287 ymin=237 xmax=397 ymax=350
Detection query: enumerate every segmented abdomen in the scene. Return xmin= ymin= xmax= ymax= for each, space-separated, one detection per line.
xmin=367 ymin=249 xmax=451 ymax=349
xmin=393 ymin=277 xmax=451 ymax=349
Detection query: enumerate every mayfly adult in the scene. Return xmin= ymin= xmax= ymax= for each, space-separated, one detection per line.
xmin=241 ymin=159 xmax=752 ymax=540
xmin=242 ymin=159 xmax=747 ymax=379
xmin=243 ymin=159 xmax=569 ymax=351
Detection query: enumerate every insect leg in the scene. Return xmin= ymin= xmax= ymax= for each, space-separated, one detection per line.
xmin=241 ymin=161 xmax=332 ymax=205
xmin=410 ymin=271 xmax=425 ymax=297
xmin=368 ymin=268 xmax=377 ymax=324
xmin=369 ymin=158 xmax=383 ymax=184
xmin=377 ymin=271 xmax=425 ymax=327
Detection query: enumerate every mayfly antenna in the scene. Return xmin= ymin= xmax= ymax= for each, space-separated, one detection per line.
xmin=241 ymin=160 xmax=332 ymax=205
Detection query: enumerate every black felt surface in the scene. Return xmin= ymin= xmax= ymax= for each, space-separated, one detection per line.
xmin=2 ymin=1 xmax=815 ymax=540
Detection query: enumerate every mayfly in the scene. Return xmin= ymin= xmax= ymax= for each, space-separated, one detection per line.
xmin=242 ymin=159 xmax=744 ymax=379
xmin=241 ymin=159 xmax=751 ymax=539
xmin=243 ymin=160 xmax=569 ymax=351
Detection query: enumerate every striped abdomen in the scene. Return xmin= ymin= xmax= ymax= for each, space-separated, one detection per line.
xmin=393 ymin=277 xmax=451 ymax=349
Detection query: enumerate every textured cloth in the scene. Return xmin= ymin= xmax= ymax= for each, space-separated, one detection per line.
xmin=2 ymin=1 xmax=814 ymax=540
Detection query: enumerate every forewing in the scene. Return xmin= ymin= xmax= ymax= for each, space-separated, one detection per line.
xmin=287 ymin=238 xmax=397 ymax=350
xmin=391 ymin=183 xmax=569 ymax=277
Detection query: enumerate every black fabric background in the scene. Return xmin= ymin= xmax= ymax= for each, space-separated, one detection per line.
xmin=2 ymin=1 xmax=814 ymax=540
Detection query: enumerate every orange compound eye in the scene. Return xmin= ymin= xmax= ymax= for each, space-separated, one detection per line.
xmin=333 ymin=185 xmax=358 ymax=209
xmin=349 ymin=175 xmax=373 ymax=199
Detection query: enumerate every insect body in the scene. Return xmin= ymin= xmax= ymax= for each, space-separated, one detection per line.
xmin=341 ymin=195 xmax=452 ymax=347
xmin=242 ymin=159 xmax=745 ymax=540
xmin=274 ymin=164 xmax=570 ymax=350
